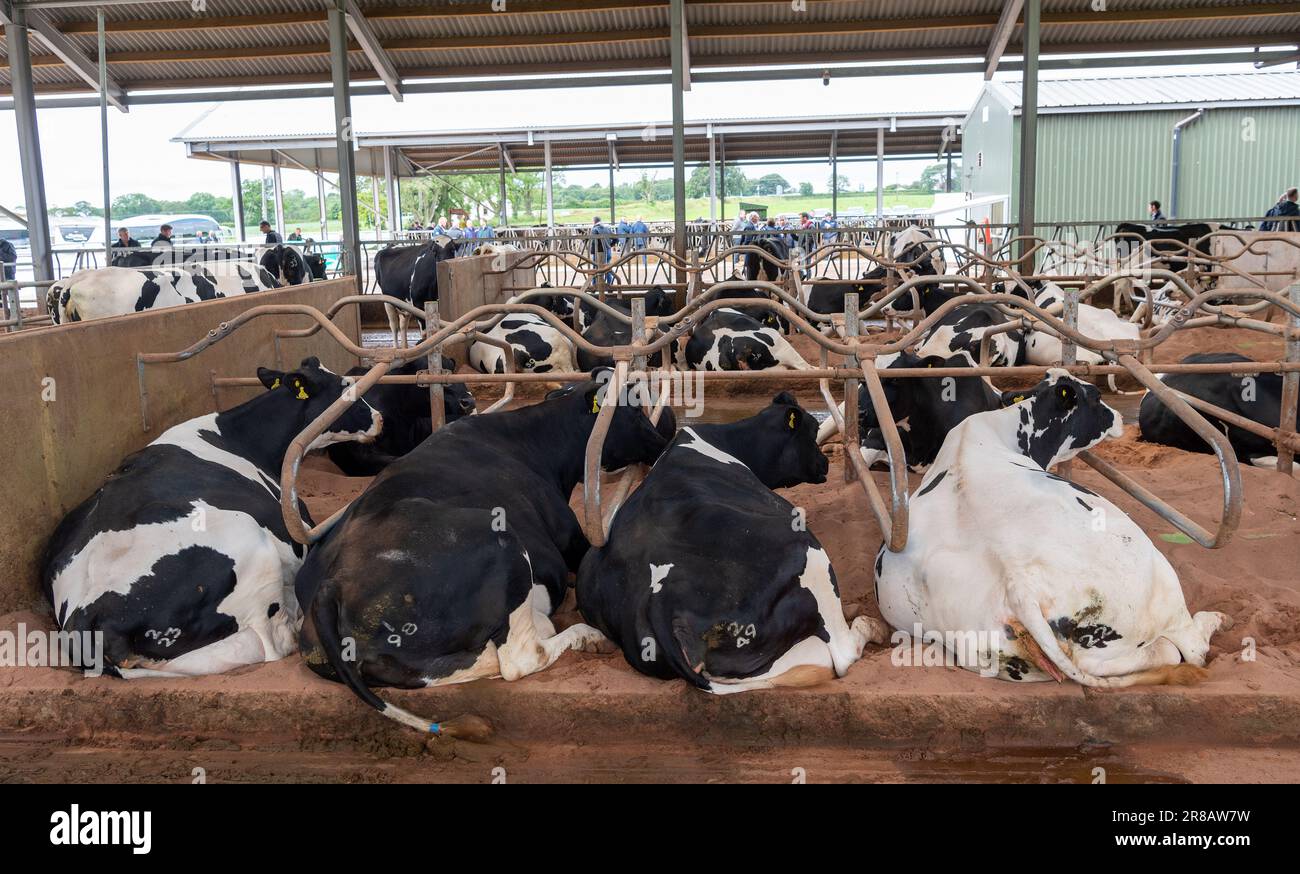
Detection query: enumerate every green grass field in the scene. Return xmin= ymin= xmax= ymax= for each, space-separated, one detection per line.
xmin=264 ymin=191 xmax=936 ymax=235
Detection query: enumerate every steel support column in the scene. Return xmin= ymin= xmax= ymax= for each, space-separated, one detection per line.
xmin=329 ymin=0 xmax=361 ymax=277
xmin=498 ymin=148 xmax=508 ymax=225
xmin=708 ymin=125 xmax=717 ymax=222
xmin=272 ymin=156 xmax=286 ymax=237
xmin=830 ymin=129 xmax=838 ymax=219
xmin=719 ymin=133 xmax=727 ymax=220
xmin=97 ymin=11 xmax=111 ymax=263
xmin=608 ymin=141 xmax=616 ymax=223
xmin=669 ymin=0 xmax=688 ymax=275
xmin=544 ymin=138 xmax=555 ymax=227
xmin=875 ymin=128 xmax=884 ymax=219
xmin=230 ymin=156 xmax=246 ymax=243
xmin=1018 ymin=0 xmax=1041 ymax=254
xmin=315 ymin=150 xmax=328 ymax=240
xmin=6 ymin=7 xmax=54 ymax=281
xmin=384 ymin=145 xmax=400 ymax=233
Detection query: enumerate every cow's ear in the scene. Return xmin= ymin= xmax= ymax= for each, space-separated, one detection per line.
xmin=288 ymin=376 xmax=311 ymax=400
xmin=771 ymin=391 xmax=797 ymax=407
xmin=1056 ymin=381 xmax=1078 ymax=410
xmin=1000 ymin=390 xmax=1028 ymax=407
xmin=786 ymin=408 xmax=803 ymax=431
xmin=257 ymin=367 xmax=285 ymax=391
xmin=584 ymin=385 xmax=604 ymax=414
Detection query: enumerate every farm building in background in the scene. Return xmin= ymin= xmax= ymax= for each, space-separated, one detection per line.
xmin=962 ymin=72 xmax=1300 ymax=226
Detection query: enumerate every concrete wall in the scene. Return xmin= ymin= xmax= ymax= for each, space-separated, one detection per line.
xmin=0 ymin=278 xmax=361 ymax=614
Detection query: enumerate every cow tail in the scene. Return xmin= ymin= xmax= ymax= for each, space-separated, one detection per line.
xmin=309 ymin=590 xmax=493 ymax=741
xmin=1007 ymin=589 xmax=1207 ymax=688
xmin=647 ymin=594 xmax=712 ymax=691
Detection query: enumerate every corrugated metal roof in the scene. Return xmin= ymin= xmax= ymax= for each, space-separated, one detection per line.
xmin=997 ymin=71 xmax=1300 ymax=110
xmin=3 ymin=0 xmax=1298 ymax=97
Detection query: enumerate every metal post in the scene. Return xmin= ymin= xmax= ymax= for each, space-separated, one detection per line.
xmin=544 ymin=138 xmax=554 ymax=227
xmin=425 ymin=300 xmax=446 ymax=433
xmin=315 ymin=149 xmax=327 ymax=240
xmin=608 ymin=144 xmax=617 ymax=224
xmin=1018 ymin=0 xmax=1041 ymax=254
xmin=830 ymin=131 xmax=839 ymax=220
xmin=708 ymin=127 xmax=717 ymax=223
xmin=97 ymin=11 xmax=111 ymax=265
xmin=231 ymin=157 xmax=246 ymax=243
xmin=1279 ymin=283 xmax=1300 ymax=475
xmin=7 ymin=7 xmax=54 ymax=282
xmin=384 ymin=145 xmax=399 ymax=235
xmin=719 ymin=133 xmax=727 ymax=220
xmin=946 ymin=151 xmax=953 ymax=192
xmin=329 ymin=0 xmax=361 ymax=277
xmin=1058 ymin=284 xmax=1080 ymax=478
xmin=875 ymin=128 xmax=884 ymax=219
xmin=371 ymin=169 xmax=381 ymax=241
xmin=272 ymin=157 xmax=286 ymax=238
xmin=498 ymin=148 xmax=508 ymax=226
xmin=843 ymin=292 xmax=860 ymax=484
xmin=670 ymin=0 xmax=688 ymax=282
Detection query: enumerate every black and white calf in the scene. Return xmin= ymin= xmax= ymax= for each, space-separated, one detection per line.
xmin=42 ymin=358 xmax=382 ymax=677
xmin=1021 ymin=282 xmax=1140 ymax=392
xmin=817 ymin=351 xmax=1003 ymax=472
xmin=1139 ymin=352 xmax=1298 ymax=471
xmin=46 ymin=263 xmax=279 ymax=324
xmin=373 ymin=237 xmax=457 ymax=342
xmin=327 ymin=355 xmax=475 ymax=476
xmin=296 ymin=380 xmax=669 ymax=732
xmin=683 ymin=307 xmax=811 ymax=371
xmin=577 ymin=394 xmax=884 ymax=693
xmin=875 ymin=370 xmax=1228 ymax=687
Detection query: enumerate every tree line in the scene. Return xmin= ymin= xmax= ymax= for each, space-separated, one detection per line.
xmin=46 ymin=161 xmax=959 ymax=228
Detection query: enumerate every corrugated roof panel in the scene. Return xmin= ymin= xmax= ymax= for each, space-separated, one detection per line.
xmin=1000 ymin=71 xmax=1300 ymax=109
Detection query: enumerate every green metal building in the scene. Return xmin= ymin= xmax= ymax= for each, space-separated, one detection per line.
xmin=962 ymin=72 xmax=1300 ymax=225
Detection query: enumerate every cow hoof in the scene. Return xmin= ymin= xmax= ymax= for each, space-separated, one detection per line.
xmin=852 ymin=615 xmax=890 ymax=646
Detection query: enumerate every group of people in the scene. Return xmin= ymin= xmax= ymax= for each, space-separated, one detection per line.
xmin=1141 ymin=188 xmax=1298 ymax=231
xmin=410 ymin=215 xmax=498 ymax=242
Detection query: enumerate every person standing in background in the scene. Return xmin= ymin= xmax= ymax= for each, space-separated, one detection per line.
xmin=259 ymin=221 xmax=283 ymax=245
xmin=1260 ymin=188 xmax=1299 ymax=232
xmin=1148 ymin=200 xmax=1165 ymax=223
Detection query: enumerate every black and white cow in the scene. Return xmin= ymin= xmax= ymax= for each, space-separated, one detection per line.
xmin=577 ymin=286 xmax=674 ymax=371
xmin=875 ymin=370 xmax=1228 ymax=687
xmin=1139 ymin=352 xmax=1298 ymax=470
xmin=577 ymin=394 xmax=885 ymax=693
xmin=256 ymin=245 xmax=313 ymax=285
xmin=42 ymin=358 xmax=382 ymax=677
xmin=817 ymin=351 xmax=1002 ymax=472
xmin=807 ymin=228 xmax=944 ymax=316
xmin=326 ymin=355 xmax=475 ymax=477
xmin=46 ymin=263 xmax=279 ymax=324
xmin=373 ymin=237 xmax=458 ymax=342
xmin=683 ymin=307 xmax=811 ymax=371
xmin=295 ymin=379 xmax=670 ymax=733
xmin=742 ymin=234 xmax=790 ymax=284
xmin=1114 ymin=222 xmax=1214 ymax=277
xmin=469 ymin=301 xmax=577 ymax=374
xmin=1021 ymin=281 xmax=1140 ymax=392
xmin=889 ymin=284 xmax=1027 ymax=368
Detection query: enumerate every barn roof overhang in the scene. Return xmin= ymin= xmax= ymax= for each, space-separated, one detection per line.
xmin=1 ymin=0 xmax=1298 ymax=109
xmin=176 ymin=112 xmax=965 ymax=178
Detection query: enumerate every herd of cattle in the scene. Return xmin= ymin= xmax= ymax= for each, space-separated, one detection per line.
xmin=37 ymin=224 xmax=1297 ymax=736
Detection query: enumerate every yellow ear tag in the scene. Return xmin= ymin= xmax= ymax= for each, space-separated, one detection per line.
xmin=787 ymin=411 xmax=797 ymax=429
xmin=1014 ymin=395 xmax=1025 ymax=403
xmin=293 ymin=380 xmax=309 ymax=400
xmin=591 ymin=396 xmax=601 ymax=413
xmin=271 ymin=378 xmax=281 ymax=389
xmin=1059 ymin=388 xmax=1068 ymax=400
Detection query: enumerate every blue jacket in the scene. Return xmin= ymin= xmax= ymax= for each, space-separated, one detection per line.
xmin=1261 ymin=200 xmax=1299 ymax=232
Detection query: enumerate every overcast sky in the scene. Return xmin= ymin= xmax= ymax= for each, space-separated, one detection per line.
xmin=0 ymin=57 xmax=1274 ymax=212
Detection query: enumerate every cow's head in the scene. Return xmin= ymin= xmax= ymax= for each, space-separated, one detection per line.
xmin=643 ymin=285 xmax=673 ymax=317
xmin=550 ymin=377 xmax=669 ymax=470
xmin=726 ymin=333 xmax=781 ymax=371
xmin=257 ymin=356 xmax=383 ymax=449
xmin=744 ymin=392 xmax=829 ymax=488
xmin=1000 ymin=370 xmax=1122 ymax=469
xmin=441 ymin=356 xmax=477 ymax=421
